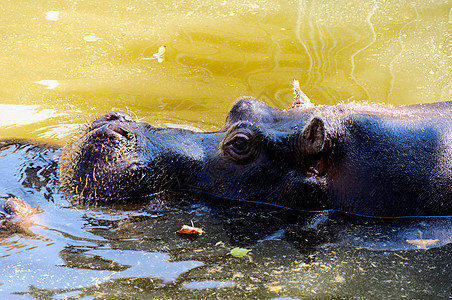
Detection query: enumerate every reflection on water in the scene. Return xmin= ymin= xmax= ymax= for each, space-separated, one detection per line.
xmin=2 ymin=244 xmax=202 ymax=291
xmin=0 ymin=0 xmax=451 ymax=298
xmin=0 ymin=105 xmax=65 ymax=127
xmin=34 ymin=80 xmax=59 ymax=90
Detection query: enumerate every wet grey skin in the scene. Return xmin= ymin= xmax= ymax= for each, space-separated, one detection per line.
xmin=59 ymin=88 xmax=452 ymax=217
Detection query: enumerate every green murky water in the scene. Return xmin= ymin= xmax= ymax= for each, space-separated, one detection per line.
xmin=0 ymin=0 xmax=451 ymax=298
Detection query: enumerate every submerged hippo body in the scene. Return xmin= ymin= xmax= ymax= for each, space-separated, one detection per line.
xmin=59 ymin=86 xmax=452 ymax=217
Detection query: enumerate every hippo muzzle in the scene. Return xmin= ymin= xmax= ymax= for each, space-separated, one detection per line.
xmin=59 ymin=112 xmax=148 ymax=200
xmin=59 ymin=111 xmax=219 ymax=201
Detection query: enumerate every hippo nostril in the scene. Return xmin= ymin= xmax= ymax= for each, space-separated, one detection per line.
xmin=96 ymin=123 xmax=132 ymax=140
xmin=95 ymin=112 xmax=135 ymax=124
xmin=105 ymin=114 xmax=118 ymax=121
xmin=112 ymin=112 xmax=134 ymax=122
xmin=107 ymin=124 xmax=131 ymax=139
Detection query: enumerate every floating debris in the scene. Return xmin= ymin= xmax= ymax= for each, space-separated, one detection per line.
xmin=229 ymin=247 xmax=250 ymax=258
xmin=83 ymin=33 xmax=101 ymax=42
xmin=267 ymin=285 xmax=283 ymax=294
xmin=333 ymin=275 xmax=345 ymax=283
xmin=152 ymin=45 xmax=166 ymax=63
xmin=177 ymin=224 xmax=203 ymax=235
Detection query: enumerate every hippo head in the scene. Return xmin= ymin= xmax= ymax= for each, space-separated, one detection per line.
xmin=59 ymin=85 xmax=331 ymax=208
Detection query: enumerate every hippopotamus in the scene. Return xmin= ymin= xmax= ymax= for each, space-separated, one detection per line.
xmin=1 ymin=197 xmax=36 ymax=218
xmin=58 ymin=81 xmax=452 ymax=217
xmin=0 ymin=197 xmax=40 ymax=239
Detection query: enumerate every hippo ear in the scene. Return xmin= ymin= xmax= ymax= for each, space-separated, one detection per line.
xmin=300 ymin=117 xmax=325 ymax=155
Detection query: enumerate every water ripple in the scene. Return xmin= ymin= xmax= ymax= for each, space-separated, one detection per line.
xmin=387 ymin=4 xmax=420 ymax=102
xmin=350 ymin=0 xmax=378 ymax=101
xmin=296 ymin=0 xmax=313 ymax=88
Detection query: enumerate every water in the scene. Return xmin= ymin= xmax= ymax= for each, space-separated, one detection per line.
xmin=1 ymin=0 xmax=450 ymax=142
xmin=0 ymin=0 xmax=451 ymax=298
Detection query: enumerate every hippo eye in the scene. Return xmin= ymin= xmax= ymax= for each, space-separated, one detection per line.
xmin=222 ymin=128 xmax=261 ymax=164
xmin=231 ymin=134 xmax=249 ymax=151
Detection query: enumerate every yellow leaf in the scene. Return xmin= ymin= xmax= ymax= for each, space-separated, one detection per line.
xmin=153 ymin=45 xmax=166 ymax=57
xmin=229 ymin=247 xmax=250 ymax=257
xmin=152 ymin=45 xmax=166 ymax=63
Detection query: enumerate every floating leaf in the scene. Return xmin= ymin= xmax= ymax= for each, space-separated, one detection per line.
xmin=406 ymin=239 xmax=439 ymax=249
xmin=152 ymin=45 xmax=166 ymax=63
xmin=177 ymin=224 xmax=203 ymax=235
xmin=229 ymin=247 xmax=250 ymax=257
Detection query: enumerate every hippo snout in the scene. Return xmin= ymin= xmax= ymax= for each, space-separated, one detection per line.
xmin=93 ymin=111 xmax=135 ymax=124
xmin=58 ymin=111 xmax=150 ymax=201
xmin=94 ymin=123 xmax=133 ymax=140
xmin=90 ymin=112 xmax=136 ymax=140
